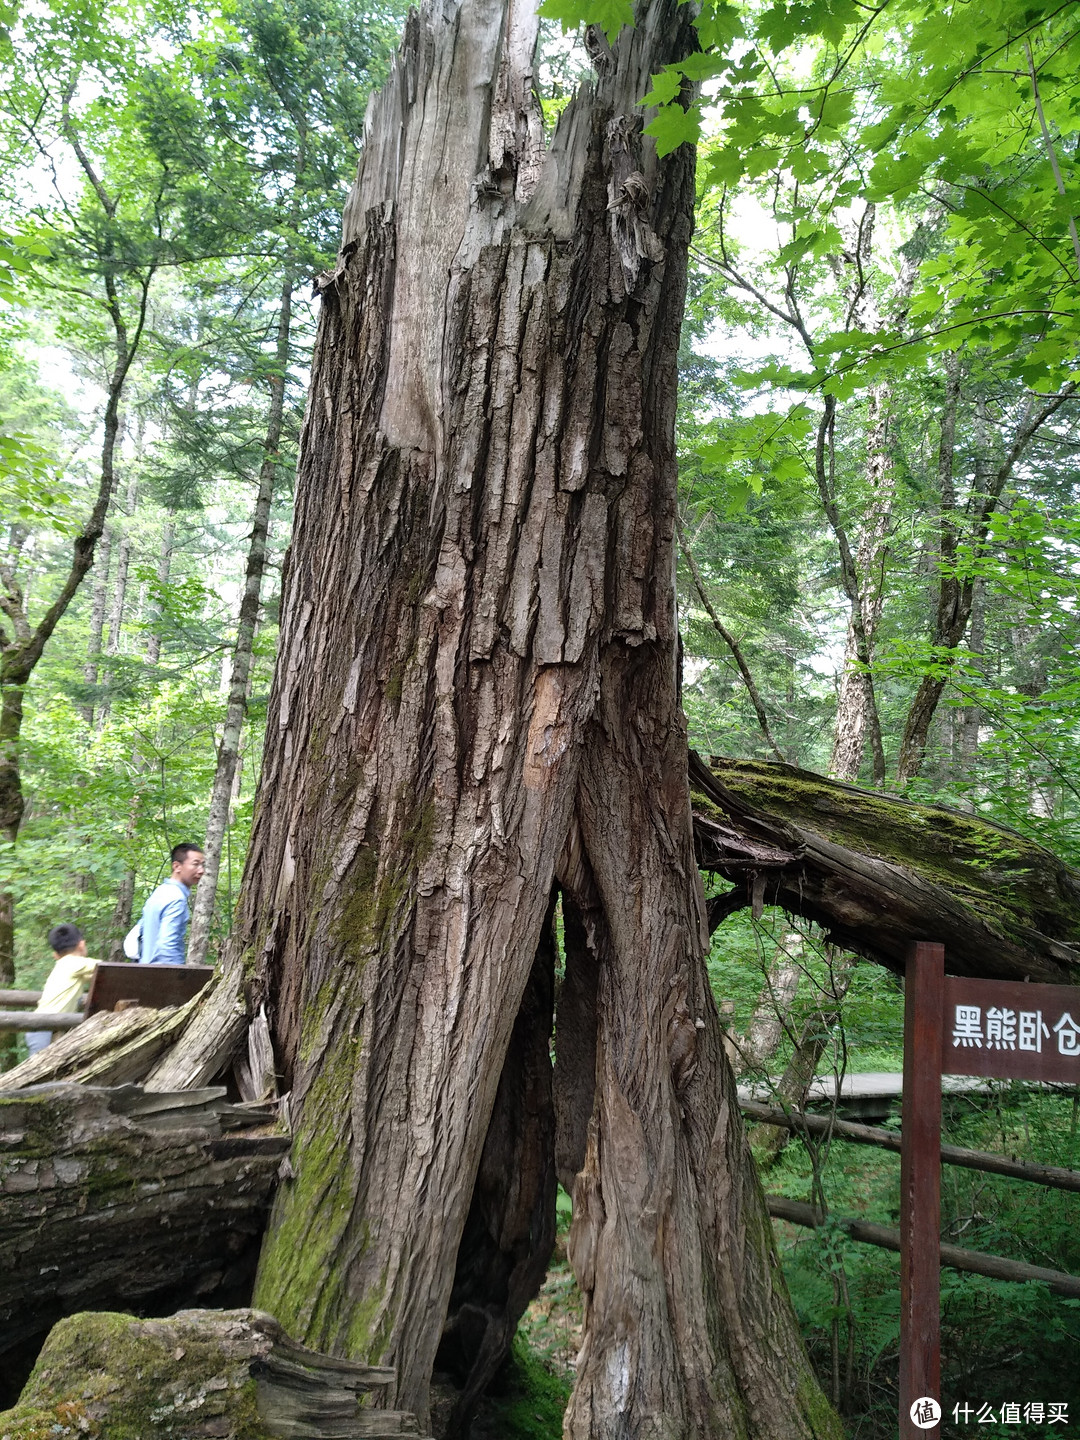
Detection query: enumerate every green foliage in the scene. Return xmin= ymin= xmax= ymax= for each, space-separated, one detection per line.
xmin=539 ymin=0 xmax=632 ymax=43
xmin=0 ymin=0 xmax=401 ymax=989
xmin=483 ymin=1338 xmax=572 ymax=1440
xmin=770 ymin=1086 xmax=1080 ymax=1436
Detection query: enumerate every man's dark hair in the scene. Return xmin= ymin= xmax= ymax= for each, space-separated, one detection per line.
xmin=48 ymin=923 xmax=83 ymax=955
xmin=171 ymin=842 xmax=204 ymax=865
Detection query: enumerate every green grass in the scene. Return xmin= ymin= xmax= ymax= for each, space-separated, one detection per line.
xmin=483 ymin=1338 xmax=572 ymax=1440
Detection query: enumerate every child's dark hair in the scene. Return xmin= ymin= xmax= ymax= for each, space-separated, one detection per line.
xmin=48 ymin=923 xmax=83 ymax=955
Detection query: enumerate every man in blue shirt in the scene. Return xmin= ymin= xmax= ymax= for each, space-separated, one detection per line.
xmin=137 ymin=843 xmax=206 ymax=965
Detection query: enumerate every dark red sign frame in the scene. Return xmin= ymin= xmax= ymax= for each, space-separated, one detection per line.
xmin=900 ymin=945 xmax=1080 ymax=1439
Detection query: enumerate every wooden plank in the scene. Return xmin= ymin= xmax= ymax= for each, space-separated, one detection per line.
xmin=740 ymin=1100 xmax=1080 ymax=1193
xmin=85 ymin=961 xmax=214 ymax=1016
xmin=900 ymin=940 xmax=943 ymax=1436
xmin=766 ymin=1195 xmax=1080 ymax=1297
xmin=0 ymin=1010 xmax=82 ymax=1031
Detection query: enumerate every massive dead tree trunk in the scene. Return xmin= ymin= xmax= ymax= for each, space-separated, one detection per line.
xmin=230 ymin=2 xmax=836 ymax=1436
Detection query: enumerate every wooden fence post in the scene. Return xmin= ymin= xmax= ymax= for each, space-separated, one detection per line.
xmin=900 ymin=939 xmax=945 ymax=1435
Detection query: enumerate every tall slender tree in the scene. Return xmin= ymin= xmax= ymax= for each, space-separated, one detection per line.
xmin=186 ymin=0 xmax=395 ymax=963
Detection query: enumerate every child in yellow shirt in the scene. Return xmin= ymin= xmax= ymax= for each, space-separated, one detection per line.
xmin=25 ymin=924 xmax=98 ymax=1057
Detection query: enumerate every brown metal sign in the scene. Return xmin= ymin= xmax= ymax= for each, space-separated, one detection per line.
xmin=942 ymin=976 xmax=1080 ymax=1083
xmin=900 ymin=952 xmax=1080 ymax=1439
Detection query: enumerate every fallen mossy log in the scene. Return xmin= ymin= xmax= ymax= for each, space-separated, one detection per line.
xmin=0 ymin=1308 xmax=430 ymax=1439
xmin=766 ymin=1194 xmax=1080 ymax=1297
xmin=691 ymin=753 xmax=1080 ymax=984
xmin=0 ymin=1084 xmax=288 ymax=1365
xmin=743 ymin=1099 xmax=1080 ymax=1192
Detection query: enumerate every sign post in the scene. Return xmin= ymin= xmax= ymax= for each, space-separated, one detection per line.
xmin=899 ymin=948 xmax=1080 ymax=1435
xmin=900 ymin=940 xmax=944 ymax=1437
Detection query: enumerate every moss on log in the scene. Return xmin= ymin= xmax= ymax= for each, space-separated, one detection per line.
xmin=691 ymin=754 xmax=1080 ymax=984
xmin=0 ymin=1308 xmax=425 ymax=1439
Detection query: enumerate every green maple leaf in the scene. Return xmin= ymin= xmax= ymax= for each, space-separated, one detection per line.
xmin=537 ymin=0 xmax=633 ymax=41
xmin=642 ymin=69 xmax=684 ymax=108
xmin=645 ymin=102 xmax=702 ymax=157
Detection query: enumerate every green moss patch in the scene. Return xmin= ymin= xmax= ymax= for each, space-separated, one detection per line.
xmin=702 ymin=757 xmax=1080 ymax=944
xmin=0 ymin=1312 xmax=271 ymax=1440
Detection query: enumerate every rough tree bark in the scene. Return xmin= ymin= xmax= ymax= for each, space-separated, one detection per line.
xmin=144 ymin=512 xmax=176 ymax=666
xmin=188 ymin=279 xmax=293 ymax=968
xmin=81 ymin=530 xmax=111 ymax=724
xmin=226 ymin=2 xmax=838 ymax=1436
xmin=828 ymin=383 xmax=895 ymax=782
xmin=826 ymin=215 xmax=921 ymax=784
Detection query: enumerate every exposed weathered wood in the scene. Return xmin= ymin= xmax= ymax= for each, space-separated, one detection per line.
xmin=692 ymin=753 xmax=1080 ymax=983
xmin=766 ymin=1194 xmax=1080 ymax=1298
xmin=742 ymin=1098 xmax=1080 ymax=1192
xmin=0 ymin=997 xmax=203 ymax=1092
xmin=146 ymin=952 xmax=249 ymax=1092
xmin=235 ymin=1001 xmax=279 ymax=1104
xmin=0 ymin=1085 xmax=288 ymax=1360
xmin=0 ymin=1308 xmax=429 ymax=1439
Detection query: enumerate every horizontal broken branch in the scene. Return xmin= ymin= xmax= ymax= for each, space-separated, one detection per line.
xmin=766 ymin=1195 xmax=1080 ymax=1297
xmin=743 ymin=1100 xmax=1080 ymax=1193
xmin=691 ymin=753 xmax=1080 ymax=984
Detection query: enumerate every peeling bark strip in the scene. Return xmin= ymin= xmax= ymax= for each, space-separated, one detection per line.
xmin=235 ymin=2 xmax=837 ymax=1435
